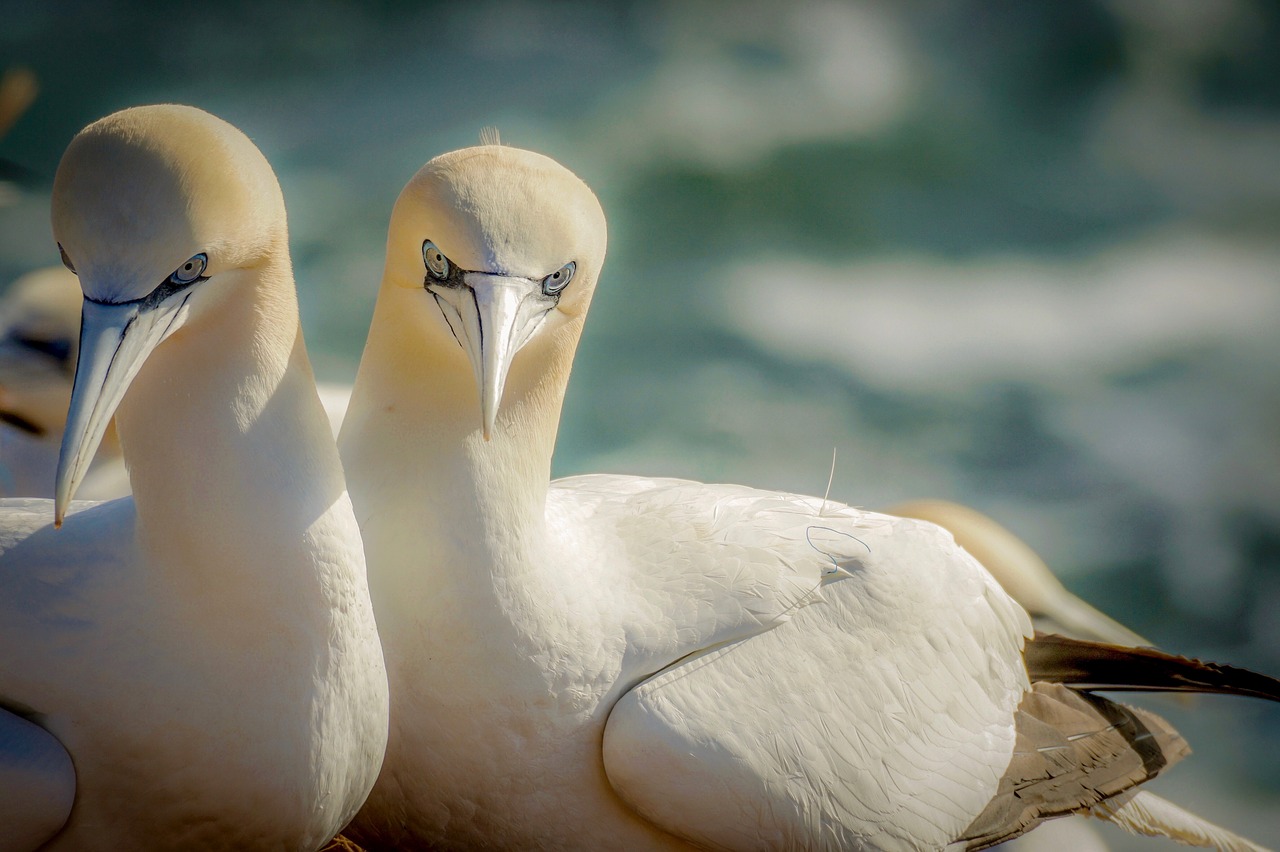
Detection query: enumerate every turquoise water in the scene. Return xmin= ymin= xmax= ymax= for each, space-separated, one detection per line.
xmin=3 ymin=1 xmax=1279 ymax=846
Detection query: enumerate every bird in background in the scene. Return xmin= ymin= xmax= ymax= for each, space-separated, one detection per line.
xmin=886 ymin=499 xmax=1151 ymax=647
xmin=0 ymin=265 xmax=129 ymax=499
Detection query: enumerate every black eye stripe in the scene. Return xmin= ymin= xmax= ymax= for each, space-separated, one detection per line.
xmin=83 ymin=254 xmax=209 ymax=309
xmin=422 ymin=258 xmax=467 ymax=290
xmin=420 ymin=238 xmax=574 ymax=300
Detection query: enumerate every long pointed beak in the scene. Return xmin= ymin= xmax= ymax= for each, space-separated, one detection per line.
xmin=429 ymin=273 xmax=554 ymax=440
xmin=54 ymin=294 xmax=189 ymax=525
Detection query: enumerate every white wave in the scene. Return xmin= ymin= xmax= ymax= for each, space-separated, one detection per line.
xmin=586 ymin=0 xmax=920 ymax=169
xmin=724 ymin=230 xmax=1280 ymax=392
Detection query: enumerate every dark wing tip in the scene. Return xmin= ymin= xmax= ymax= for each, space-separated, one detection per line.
xmin=1025 ymin=632 xmax=1280 ymax=703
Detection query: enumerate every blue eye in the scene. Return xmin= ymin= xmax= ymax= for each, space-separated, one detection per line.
xmin=423 ymin=241 xmax=450 ymax=279
xmin=170 ymin=253 xmax=208 ymax=285
xmin=542 ymin=261 xmax=575 ymax=296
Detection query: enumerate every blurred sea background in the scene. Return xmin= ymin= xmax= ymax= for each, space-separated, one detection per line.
xmin=2 ymin=1 xmax=1277 ymax=847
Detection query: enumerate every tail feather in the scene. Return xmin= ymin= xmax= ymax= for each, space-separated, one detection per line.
xmin=1090 ymin=790 xmax=1271 ymax=851
xmin=1025 ymin=633 xmax=1280 ymax=702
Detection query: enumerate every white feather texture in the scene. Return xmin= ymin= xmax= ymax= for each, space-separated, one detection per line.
xmin=0 ymin=105 xmax=387 ymax=850
xmin=342 ymin=143 xmax=1270 ymax=850
xmin=340 ymin=145 xmax=1049 ymax=850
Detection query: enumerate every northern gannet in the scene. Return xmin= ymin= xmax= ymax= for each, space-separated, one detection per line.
xmin=0 ymin=104 xmax=388 ymax=850
xmin=339 ymin=144 xmax=1279 ymax=850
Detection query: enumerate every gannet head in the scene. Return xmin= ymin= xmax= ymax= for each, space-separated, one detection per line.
xmin=383 ymin=144 xmax=606 ymax=439
xmin=50 ymin=103 xmax=287 ymax=524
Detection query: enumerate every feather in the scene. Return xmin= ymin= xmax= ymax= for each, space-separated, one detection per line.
xmin=1090 ymin=790 xmax=1269 ymax=851
xmin=1026 ymin=633 xmax=1280 ymax=701
xmin=959 ymin=683 xmax=1188 ymax=849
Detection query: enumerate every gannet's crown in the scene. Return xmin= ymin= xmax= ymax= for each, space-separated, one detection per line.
xmin=51 ymin=104 xmax=286 ymax=305
xmin=385 ymin=145 xmax=606 ymax=313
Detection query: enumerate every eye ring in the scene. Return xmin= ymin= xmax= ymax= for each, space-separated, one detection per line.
xmin=57 ymin=243 xmax=76 ymax=274
xmin=542 ymin=261 xmax=575 ymax=296
xmin=423 ymin=241 xmax=450 ymax=280
xmin=170 ymin=253 xmax=208 ymax=285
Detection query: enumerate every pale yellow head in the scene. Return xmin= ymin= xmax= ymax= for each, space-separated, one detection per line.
xmin=49 ymin=104 xmax=289 ymax=523
xmin=381 ymin=144 xmax=606 ymax=437
xmin=52 ymin=103 xmax=286 ymax=308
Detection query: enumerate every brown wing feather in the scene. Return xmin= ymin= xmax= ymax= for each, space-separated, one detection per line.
xmin=959 ymin=682 xmax=1190 ymax=850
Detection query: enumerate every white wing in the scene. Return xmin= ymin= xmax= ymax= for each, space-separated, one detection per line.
xmin=589 ymin=491 xmax=1032 ymax=851
xmin=0 ymin=496 xmax=140 ymax=849
xmin=553 ymin=475 xmax=881 ymax=655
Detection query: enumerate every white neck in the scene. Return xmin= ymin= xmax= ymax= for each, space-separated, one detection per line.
xmin=343 ymin=275 xmax=728 ymax=852
xmin=114 ymin=254 xmax=352 ymax=603
xmin=107 ymin=251 xmax=385 ymax=843
xmin=342 ymin=281 xmax=579 ymax=627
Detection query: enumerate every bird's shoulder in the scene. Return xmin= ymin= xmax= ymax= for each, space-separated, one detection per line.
xmin=549 ymin=473 xmax=1028 ymax=667
xmin=550 ymin=472 xmax=883 ymax=550
xmin=549 ymin=473 xmax=875 ymax=611
xmin=549 ymin=472 xmax=998 ymax=588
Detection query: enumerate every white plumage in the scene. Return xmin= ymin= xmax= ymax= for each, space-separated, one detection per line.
xmin=0 ymin=105 xmax=387 ymax=850
xmin=340 ymin=144 xmax=1271 ymax=849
